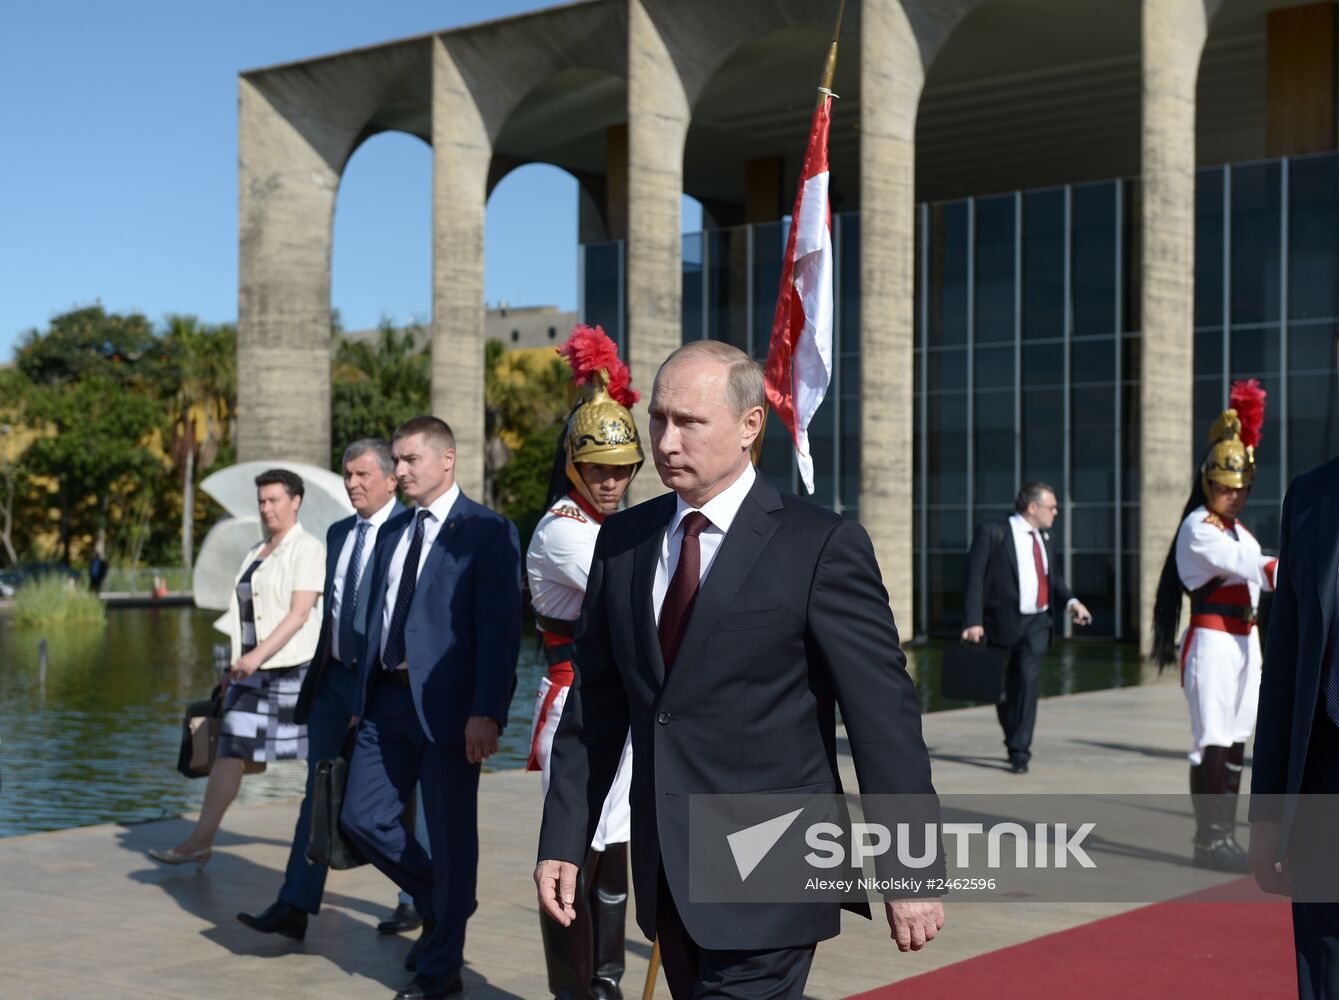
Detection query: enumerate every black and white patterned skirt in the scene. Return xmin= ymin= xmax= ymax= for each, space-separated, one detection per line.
xmin=216 ymin=662 xmax=309 ymax=763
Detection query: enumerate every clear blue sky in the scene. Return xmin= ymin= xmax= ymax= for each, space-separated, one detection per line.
xmin=0 ymin=1 xmax=702 ymax=353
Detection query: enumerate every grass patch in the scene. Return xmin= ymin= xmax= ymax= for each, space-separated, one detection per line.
xmin=12 ymin=576 xmax=106 ymax=628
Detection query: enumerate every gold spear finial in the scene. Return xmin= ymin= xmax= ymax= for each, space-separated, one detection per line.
xmin=818 ymin=0 xmax=847 ymax=100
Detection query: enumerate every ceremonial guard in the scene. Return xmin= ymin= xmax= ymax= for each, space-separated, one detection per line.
xmin=1152 ymin=379 xmax=1278 ymax=872
xmin=526 ymin=325 xmax=642 ymax=1000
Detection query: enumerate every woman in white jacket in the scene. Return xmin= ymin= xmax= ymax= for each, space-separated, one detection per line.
xmin=151 ymin=468 xmax=325 ymax=868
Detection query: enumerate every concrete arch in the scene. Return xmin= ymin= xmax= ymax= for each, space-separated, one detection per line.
xmin=487 ymin=64 xmax=631 ymax=244
xmin=332 ymin=130 xmax=432 ymax=340
xmin=437 ymin=5 xmax=629 ymax=146
xmin=237 ymin=39 xmax=433 ymax=466
xmin=432 ymin=8 xmax=627 ymax=497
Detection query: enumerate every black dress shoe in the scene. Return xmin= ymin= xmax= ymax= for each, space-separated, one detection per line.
xmin=392 ymin=971 xmax=462 ymax=1000
xmin=379 ymin=901 xmax=423 ymax=935
xmin=1008 ymin=758 xmax=1029 ymax=774
xmin=237 ymin=901 xmax=308 ymax=941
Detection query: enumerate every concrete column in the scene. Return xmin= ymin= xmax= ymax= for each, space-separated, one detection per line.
xmin=625 ymin=0 xmax=691 ymax=503
xmin=859 ymin=1 xmax=927 ymax=634
xmin=431 ymin=37 xmax=491 ymax=501
xmin=236 ymin=79 xmax=338 ymax=466
xmin=1139 ymin=0 xmax=1218 ymax=647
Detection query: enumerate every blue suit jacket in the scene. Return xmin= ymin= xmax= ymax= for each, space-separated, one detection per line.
xmin=353 ymin=492 xmax=522 ymax=745
xmin=295 ymin=500 xmax=407 ymax=725
xmin=1251 ymin=454 xmax=1339 ymax=842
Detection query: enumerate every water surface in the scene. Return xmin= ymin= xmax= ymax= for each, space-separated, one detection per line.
xmin=0 ymin=608 xmax=1145 ymax=837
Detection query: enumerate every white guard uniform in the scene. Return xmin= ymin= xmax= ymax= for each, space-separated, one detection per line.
xmin=525 ymin=494 xmax=632 ymax=850
xmin=1175 ymin=506 xmax=1278 ymax=765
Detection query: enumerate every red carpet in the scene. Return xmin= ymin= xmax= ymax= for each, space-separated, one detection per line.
xmin=849 ymin=878 xmax=1296 ymax=999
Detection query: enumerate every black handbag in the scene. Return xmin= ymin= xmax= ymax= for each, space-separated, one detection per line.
xmin=940 ymin=641 xmax=1008 ymax=703
xmin=176 ymin=687 xmax=223 ymax=778
xmin=176 ymin=684 xmax=268 ymax=779
xmin=307 ymin=730 xmax=366 ymax=869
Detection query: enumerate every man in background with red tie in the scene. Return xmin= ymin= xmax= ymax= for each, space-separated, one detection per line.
xmin=535 ymin=341 xmax=943 ymax=1000
xmin=962 ymin=483 xmax=1092 ymax=774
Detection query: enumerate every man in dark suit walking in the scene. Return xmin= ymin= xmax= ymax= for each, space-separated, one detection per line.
xmin=237 ymin=438 xmax=402 ymax=940
xmin=535 ymin=341 xmax=943 ymax=1000
xmin=341 ymin=416 xmax=522 ymax=1000
xmin=1250 ymin=332 xmax=1339 ymax=999
xmin=961 ymin=483 xmax=1092 ymax=773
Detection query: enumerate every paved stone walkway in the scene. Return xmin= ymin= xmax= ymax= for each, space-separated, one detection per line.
xmin=0 ymin=672 xmax=1253 ymax=999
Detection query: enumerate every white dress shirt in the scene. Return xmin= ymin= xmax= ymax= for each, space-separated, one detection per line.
xmin=380 ymin=482 xmax=461 ymax=664
xmin=653 ymin=462 xmax=757 ymax=624
xmin=1009 ymin=513 xmax=1050 ymax=615
xmin=329 ymin=497 xmax=397 ymax=662
xmin=1008 ymin=513 xmax=1080 ymax=616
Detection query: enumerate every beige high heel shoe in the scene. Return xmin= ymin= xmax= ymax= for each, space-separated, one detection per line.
xmin=148 ymin=846 xmax=212 ymax=870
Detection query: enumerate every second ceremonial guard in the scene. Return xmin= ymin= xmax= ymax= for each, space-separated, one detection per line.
xmin=1152 ymin=379 xmax=1278 ymax=872
xmin=527 ymin=325 xmax=642 ymax=1000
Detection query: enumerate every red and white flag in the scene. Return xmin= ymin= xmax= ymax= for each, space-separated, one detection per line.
xmin=763 ymin=95 xmax=834 ymax=495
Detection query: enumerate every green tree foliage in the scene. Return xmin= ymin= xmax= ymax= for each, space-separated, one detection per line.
xmin=160 ymin=316 xmax=237 ymax=572
xmin=15 ymin=305 xmax=160 ymax=387
xmin=484 ymin=338 xmax=569 ymax=547
xmin=331 ymin=319 xmax=431 ymax=467
xmin=5 ymin=307 xmax=567 ymax=572
xmin=7 ymin=306 xmax=235 ymax=569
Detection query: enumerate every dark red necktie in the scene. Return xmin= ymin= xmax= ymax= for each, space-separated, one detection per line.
xmin=658 ymin=512 xmax=711 ymax=673
xmin=1031 ymin=531 xmax=1050 ymax=610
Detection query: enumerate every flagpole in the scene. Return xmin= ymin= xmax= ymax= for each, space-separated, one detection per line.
xmin=817 ymin=0 xmax=845 ymax=99
xmin=751 ymin=0 xmax=846 ymax=470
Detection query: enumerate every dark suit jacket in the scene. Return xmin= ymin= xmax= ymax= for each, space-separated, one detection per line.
xmin=1250 ymin=455 xmax=1339 ymax=842
xmin=537 ymin=474 xmax=938 ymax=951
xmin=963 ymin=516 xmax=1074 ymax=647
xmin=295 ymin=501 xmax=406 ymax=725
xmin=352 ymin=492 xmax=522 ymax=745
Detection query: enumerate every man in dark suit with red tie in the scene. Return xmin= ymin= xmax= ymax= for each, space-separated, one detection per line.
xmin=535 ymin=341 xmax=943 ymax=1000
xmin=1250 ymin=329 xmax=1339 ymax=1000
xmin=962 ymin=484 xmax=1092 ymax=773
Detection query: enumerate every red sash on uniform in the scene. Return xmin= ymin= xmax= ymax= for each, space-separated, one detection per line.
xmin=1180 ymin=583 xmax=1256 ymax=684
xmin=526 ymin=631 xmax=576 ymax=771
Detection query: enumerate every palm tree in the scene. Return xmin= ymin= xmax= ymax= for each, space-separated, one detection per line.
xmin=163 ymin=315 xmax=236 ymax=574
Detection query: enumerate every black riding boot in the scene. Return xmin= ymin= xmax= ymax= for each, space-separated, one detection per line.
xmin=589 ymin=843 xmax=628 ymax=1000
xmin=1191 ymin=745 xmax=1250 ymax=873
xmin=540 ymin=851 xmax=595 ymax=1000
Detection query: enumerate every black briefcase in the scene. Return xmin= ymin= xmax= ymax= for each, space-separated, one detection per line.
xmin=940 ymin=642 xmax=1008 ymax=703
xmin=307 ymin=734 xmax=366 ymax=870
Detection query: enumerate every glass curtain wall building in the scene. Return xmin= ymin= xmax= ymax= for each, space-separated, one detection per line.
xmin=580 ymin=151 xmax=1339 ymax=640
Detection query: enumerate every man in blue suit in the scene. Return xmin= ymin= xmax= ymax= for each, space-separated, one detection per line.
xmin=342 ymin=415 xmax=522 ymax=1000
xmin=1251 ymin=331 xmax=1339 ymax=999
xmin=237 ymin=439 xmax=403 ymax=940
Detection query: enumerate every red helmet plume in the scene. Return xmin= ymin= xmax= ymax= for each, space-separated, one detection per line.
xmin=1229 ymin=378 xmax=1266 ymax=449
xmin=556 ymin=324 xmax=639 ymax=408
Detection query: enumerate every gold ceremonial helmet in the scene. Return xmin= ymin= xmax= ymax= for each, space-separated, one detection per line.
xmin=1200 ymin=379 xmax=1266 ymax=495
xmin=565 ymin=370 xmax=643 ymax=508
xmin=1201 ymin=410 xmax=1253 ymax=493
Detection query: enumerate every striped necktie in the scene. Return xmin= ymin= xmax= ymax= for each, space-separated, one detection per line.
xmin=336 ymin=520 xmax=369 ymax=664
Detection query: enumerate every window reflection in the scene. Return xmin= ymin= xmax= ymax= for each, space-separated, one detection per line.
xmin=569 ymin=152 xmax=1339 ymax=640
